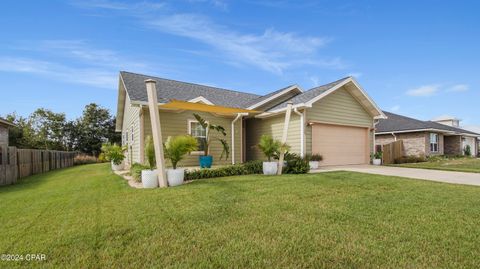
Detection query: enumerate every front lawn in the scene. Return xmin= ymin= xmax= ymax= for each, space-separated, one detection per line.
xmin=1 ymin=164 xmax=480 ymax=268
xmin=393 ymin=157 xmax=480 ymax=173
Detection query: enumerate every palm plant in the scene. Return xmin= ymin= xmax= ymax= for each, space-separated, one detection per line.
xmin=193 ymin=113 xmax=230 ymax=160
xmin=257 ymin=135 xmax=290 ymax=161
xmin=145 ymin=135 xmax=155 ymax=170
xmin=101 ymin=143 xmax=126 ymax=165
xmin=164 ymin=135 xmax=198 ymax=169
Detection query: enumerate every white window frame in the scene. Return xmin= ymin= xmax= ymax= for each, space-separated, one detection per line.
xmin=430 ymin=133 xmax=439 ymax=153
xmin=188 ymin=119 xmax=208 ymax=155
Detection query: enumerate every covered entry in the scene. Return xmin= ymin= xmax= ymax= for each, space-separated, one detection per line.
xmin=311 ymin=123 xmax=370 ymax=166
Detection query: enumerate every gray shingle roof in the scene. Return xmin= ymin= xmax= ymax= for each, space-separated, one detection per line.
xmin=244 ymin=85 xmax=297 ymax=108
xmin=267 ymin=77 xmax=351 ymax=111
xmin=121 ymin=71 xmax=260 ymax=109
xmin=377 ymin=111 xmax=479 ymax=136
xmin=0 ymin=117 xmax=15 ymax=127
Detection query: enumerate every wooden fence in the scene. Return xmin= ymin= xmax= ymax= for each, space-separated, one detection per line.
xmin=381 ymin=140 xmax=404 ymax=164
xmin=0 ymin=146 xmax=75 ymax=186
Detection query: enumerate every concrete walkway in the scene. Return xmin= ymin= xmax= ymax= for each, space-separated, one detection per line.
xmin=311 ymin=165 xmax=480 ymax=186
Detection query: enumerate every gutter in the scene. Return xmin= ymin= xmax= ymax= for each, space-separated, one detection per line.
xmin=292 ymin=108 xmax=305 ymax=157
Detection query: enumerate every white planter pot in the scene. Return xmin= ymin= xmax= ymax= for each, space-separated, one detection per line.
xmin=309 ymin=161 xmax=319 ymax=170
xmin=167 ymin=169 xmax=185 ymax=187
xmin=372 ymin=159 xmax=382 ymax=166
xmin=111 ymin=161 xmax=124 ymax=171
xmin=142 ymin=170 xmax=159 ymax=188
xmin=262 ymin=161 xmax=278 ymax=175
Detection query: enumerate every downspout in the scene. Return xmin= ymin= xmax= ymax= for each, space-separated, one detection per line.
xmin=231 ymin=113 xmax=248 ymax=164
xmin=391 ymin=132 xmax=397 ymax=141
xmin=293 ymin=108 xmax=304 ymax=157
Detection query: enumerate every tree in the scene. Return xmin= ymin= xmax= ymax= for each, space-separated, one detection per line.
xmin=29 ymin=108 xmax=67 ymax=150
xmin=76 ymin=103 xmax=120 ymax=156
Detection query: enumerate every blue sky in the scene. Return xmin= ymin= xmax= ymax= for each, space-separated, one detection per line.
xmin=1 ymin=0 xmax=479 ymax=131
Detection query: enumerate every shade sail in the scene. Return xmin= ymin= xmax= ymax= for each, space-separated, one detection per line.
xmin=160 ymin=100 xmax=260 ymax=114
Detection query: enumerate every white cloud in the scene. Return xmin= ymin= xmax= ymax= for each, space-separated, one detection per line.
xmin=0 ymin=57 xmax=117 ymax=89
xmin=447 ymin=84 xmax=469 ymax=92
xmin=406 ymin=84 xmax=440 ymax=97
xmin=309 ymin=76 xmax=320 ymax=87
xmin=390 ymin=105 xmax=400 ymax=112
xmin=147 ymin=14 xmax=338 ymax=74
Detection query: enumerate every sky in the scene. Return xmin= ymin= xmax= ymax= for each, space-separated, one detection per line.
xmin=0 ymin=0 xmax=479 ymax=132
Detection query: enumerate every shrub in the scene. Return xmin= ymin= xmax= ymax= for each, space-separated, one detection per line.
xmin=464 ymin=145 xmax=472 ymax=156
xmin=98 ymin=153 xmax=107 ymax=163
xmin=306 ymin=154 xmax=323 ymax=162
xmin=394 ymin=155 xmax=427 ymax=164
xmin=283 ymin=155 xmax=310 ymax=174
xmin=184 ymin=160 xmax=263 ymax=181
xmin=101 ymin=143 xmax=126 ymax=165
xmin=258 ymin=135 xmax=290 ymax=161
xmin=164 ymin=135 xmax=198 ymax=169
xmin=74 ymin=154 xmax=98 ymax=165
xmin=130 ymin=163 xmax=150 ymax=182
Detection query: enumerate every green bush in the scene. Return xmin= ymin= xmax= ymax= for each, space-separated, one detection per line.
xmin=464 ymin=145 xmax=472 ymax=156
xmin=164 ymin=135 xmax=198 ymax=169
xmin=101 ymin=143 xmax=126 ymax=165
xmin=130 ymin=163 xmax=150 ymax=182
xmin=394 ymin=155 xmax=427 ymax=164
xmin=184 ymin=160 xmax=263 ymax=180
xmin=283 ymin=154 xmax=310 ymax=174
xmin=305 ymin=154 xmax=323 ymax=162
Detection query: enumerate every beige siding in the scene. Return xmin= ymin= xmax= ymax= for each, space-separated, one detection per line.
xmin=0 ymin=125 xmax=8 ymax=146
xmin=245 ymin=113 xmax=301 ymax=161
xmin=143 ymin=109 xmax=241 ymax=167
xmin=305 ymin=86 xmax=373 ymax=155
xmin=121 ymin=95 xmax=141 ymax=165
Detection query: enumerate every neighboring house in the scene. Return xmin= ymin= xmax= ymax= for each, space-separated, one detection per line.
xmin=376 ymin=112 xmax=480 ymax=157
xmin=116 ymin=71 xmax=385 ymax=167
xmin=0 ymin=118 xmax=15 ymax=148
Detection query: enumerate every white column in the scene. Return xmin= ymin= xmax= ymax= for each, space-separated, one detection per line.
xmin=145 ymin=79 xmax=167 ymax=188
xmin=277 ymin=102 xmax=293 ymax=175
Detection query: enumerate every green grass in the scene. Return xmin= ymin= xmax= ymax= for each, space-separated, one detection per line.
xmin=392 ymin=157 xmax=480 ymax=173
xmin=1 ymin=163 xmax=480 ymax=268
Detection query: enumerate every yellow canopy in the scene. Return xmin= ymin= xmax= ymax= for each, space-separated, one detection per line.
xmin=160 ymin=99 xmax=260 ymax=114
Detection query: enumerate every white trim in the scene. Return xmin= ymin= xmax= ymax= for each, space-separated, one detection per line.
xmin=429 ymin=133 xmax=439 ymax=153
xmin=246 ymin=85 xmax=303 ymax=110
xmin=188 ymin=96 xmax=214 ymax=105
xmin=348 ymin=77 xmax=387 ymax=119
xmin=375 ymin=129 xmax=457 ymax=135
xmin=292 ymin=108 xmax=304 ymax=157
xmin=231 ymin=113 xmax=248 ymax=164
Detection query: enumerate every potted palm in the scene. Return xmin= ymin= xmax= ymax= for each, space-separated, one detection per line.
xmin=141 ymin=136 xmax=158 ymax=188
xmin=306 ymin=154 xmax=323 ymax=169
xmin=371 ymin=151 xmax=383 ymax=165
xmin=193 ymin=113 xmax=230 ymax=168
xmin=101 ymin=143 xmax=126 ymax=171
xmin=257 ymin=135 xmax=290 ymax=175
xmin=164 ymin=135 xmax=198 ymax=186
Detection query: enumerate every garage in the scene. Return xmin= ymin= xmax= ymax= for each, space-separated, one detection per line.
xmin=312 ymin=123 xmax=370 ymax=166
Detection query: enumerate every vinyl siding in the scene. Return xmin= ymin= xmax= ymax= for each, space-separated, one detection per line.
xmin=305 ymin=86 xmax=374 ymax=155
xmin=245 ymin=113 xmax=301 ymax=161
xmin=121 ymin=94 xmax=141 ymax=165
xmin=0 ymin=125 xmax=8 ymax=146
xmin=143 ymin=109 xmax=242 ymax=167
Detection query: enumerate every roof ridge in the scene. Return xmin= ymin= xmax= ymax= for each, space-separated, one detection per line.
xmin=120 ymin=71 xmax=260 ymax=97
xmin=304 ymin=76 xmax=351 ymax=92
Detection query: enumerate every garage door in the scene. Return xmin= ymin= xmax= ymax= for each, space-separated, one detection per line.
xmin=312 ymin=123 xmax=369 ymax=166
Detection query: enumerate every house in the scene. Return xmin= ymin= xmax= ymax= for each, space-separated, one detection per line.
xmin=0 ymin=118 xmax=15 ymax=148
xmin=376 ymin=112 xmax=480 ymax=157
xmin=116 ymin=71 xmax=385 ymax=167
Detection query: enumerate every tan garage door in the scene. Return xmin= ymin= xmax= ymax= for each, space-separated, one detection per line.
xmin=312 ymin=123 xmax=369 ymax=166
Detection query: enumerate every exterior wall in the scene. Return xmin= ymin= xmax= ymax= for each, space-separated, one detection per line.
xmin=444 ymin=136 xmax=462 ymax=155
xmin=376 ymin=132 xmax=445 ymax=157
xmin=143 ymin=109 xmax=241 ymax=167
xmin=121 ymin=95 xmax=141 ymax=166
xmin=245 ymin=112 xmax=301 ymax=161
xmin=376 ymin=132 xmax=427 ymax=156
xmin=0 ymin=125 xmax=8 ymax=147
xmin=305 ymin=86 xmax=374 ymax=155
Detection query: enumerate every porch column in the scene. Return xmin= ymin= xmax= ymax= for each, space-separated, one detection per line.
xmin=277 ymin=101 xmax=293 ymax=175
xmin=145 ymin=79 xmax=167 ymax=188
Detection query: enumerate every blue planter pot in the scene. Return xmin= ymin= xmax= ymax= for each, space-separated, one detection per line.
xmin=199 ymin=155 xmax=213 ymax=168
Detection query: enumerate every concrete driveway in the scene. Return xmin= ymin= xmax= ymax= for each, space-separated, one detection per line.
xmin=312 ymin=165 xmax=480 ymax=186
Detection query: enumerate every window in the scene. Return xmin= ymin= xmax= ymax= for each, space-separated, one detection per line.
xmin=189 ymin=120 xmax=207 ymax=152
xmin=131 ymin=125 xmax=134 ymax=142
xmin=125 ymin=131 xmax=129 ymax=145
xmin=430 ymin=133 xmax=439 ymax=152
